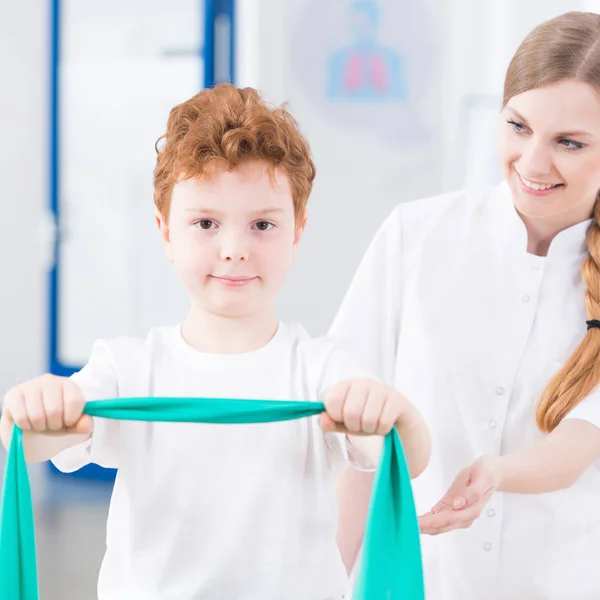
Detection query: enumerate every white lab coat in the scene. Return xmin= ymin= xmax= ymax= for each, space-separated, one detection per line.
xmin=332 ymin=181 xmax=600 ymax=600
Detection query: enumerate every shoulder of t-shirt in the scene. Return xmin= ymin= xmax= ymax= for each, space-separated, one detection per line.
xmin=86 ymin=325 xmax=177 ymax=371
xmin=282 ymin=322 xmax=375 ymax=380
xmin=283 ymin=322 xmax=340 ymax=355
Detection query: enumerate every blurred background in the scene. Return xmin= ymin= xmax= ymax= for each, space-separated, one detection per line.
xmin=0 ymin=0 xmax=597 ymax=597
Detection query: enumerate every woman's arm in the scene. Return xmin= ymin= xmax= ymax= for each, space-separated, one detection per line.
xmin=496 ymin=418 xmax=600 ymax=493
xmin=419 ymin=419 xmax=600 ymax=535
xmin=327 ymin=207 xmax=407 ymax=572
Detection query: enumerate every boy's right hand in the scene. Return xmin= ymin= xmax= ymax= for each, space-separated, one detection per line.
xmin=1 ymin=374 xmax=92 ymax=437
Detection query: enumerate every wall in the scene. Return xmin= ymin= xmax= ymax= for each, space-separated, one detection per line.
xmin=0 ymin=0 xmax=49 ymax=396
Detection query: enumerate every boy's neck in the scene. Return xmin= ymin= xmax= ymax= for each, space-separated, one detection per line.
xmin=181 ymin=307 xmax=279 ymax=355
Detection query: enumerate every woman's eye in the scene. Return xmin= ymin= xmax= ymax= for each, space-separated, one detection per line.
xmin=559 ymin=138 xmax=584 ymax=151
xmin=508 ymin=119 xmax=526 ymax=133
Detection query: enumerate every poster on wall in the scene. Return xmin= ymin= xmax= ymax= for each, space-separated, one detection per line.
xmin=289 ymin=0 xmax=440 ymax=150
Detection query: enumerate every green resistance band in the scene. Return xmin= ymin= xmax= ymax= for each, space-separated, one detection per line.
xmin=0 ymin=397 xmax=424 ymax=599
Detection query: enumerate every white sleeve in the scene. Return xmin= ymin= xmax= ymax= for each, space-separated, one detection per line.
xmin=328 ymin=207 xmax=403 ymax=387
xmin=50 ymin=340 xmax=121 ymax=473
xmin=317 ymin=343 xmax=381 ymax=472
xmin=563 ymin=391 xmax=600 ymax=431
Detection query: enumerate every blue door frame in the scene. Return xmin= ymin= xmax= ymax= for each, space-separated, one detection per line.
xmin=48 ymin=0 xmax=235 ymax=479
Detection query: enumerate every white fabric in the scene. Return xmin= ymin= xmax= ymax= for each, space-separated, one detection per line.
xmin=52 ymin=321 xmax=374 ymax=600
xmin=332 ymin=181 xmax=600 ymax=600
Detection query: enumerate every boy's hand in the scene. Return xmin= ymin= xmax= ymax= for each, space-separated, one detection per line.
xmin=1 ymin=374 xmax=92 ymax=437
xmin=418 ymin=455 xmax=500 ymax=535
xmin=320 ymin=378 xmax=415 ymax=436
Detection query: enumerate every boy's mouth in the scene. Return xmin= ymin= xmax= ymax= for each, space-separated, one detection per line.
xmin=210 ymin=275 xmax=257 ymax=287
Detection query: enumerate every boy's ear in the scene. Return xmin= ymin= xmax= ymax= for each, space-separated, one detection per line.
xmin=292 ymin=213 xmax=308 ymax=258
xmin=155 ymin=208 xmax=174 ymax=262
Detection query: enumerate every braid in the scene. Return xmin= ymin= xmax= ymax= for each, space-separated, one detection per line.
xmin=582 ymin=200 xmax=600 ymax=316
xmin=537 ymin=193 xmax=600 ymax=432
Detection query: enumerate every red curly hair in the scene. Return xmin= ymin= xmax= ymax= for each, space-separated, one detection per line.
xmin=153 ymin=84 xmax=316 ymax=224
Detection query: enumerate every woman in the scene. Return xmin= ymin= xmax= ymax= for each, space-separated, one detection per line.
xmin=332 ymin=11 xmax=600 ymax=600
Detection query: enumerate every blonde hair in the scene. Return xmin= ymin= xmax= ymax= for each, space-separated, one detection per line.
xmin=503 ymin=11 xmax=600 ymax=432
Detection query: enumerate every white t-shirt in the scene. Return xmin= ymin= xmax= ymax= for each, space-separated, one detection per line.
xmin=331 ymin=181 xmax=600 ymax=600
xmin=52 ymin=321 xmax=374 ymax=600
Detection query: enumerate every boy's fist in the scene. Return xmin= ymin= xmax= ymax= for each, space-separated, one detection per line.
xmin=321 ymin=378 xmax=412 ymax=436
xmin=1 ymin=374 xmax=91 ymax=435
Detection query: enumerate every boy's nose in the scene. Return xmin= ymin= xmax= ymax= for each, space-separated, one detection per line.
xmin=219 ymin=233 xmax=249 ymax=262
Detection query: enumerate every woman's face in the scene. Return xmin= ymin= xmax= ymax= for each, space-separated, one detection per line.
xmin=499 ymin=79 xmax=600 ymax=228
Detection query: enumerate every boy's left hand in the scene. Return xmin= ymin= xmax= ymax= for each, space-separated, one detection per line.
xmin=320 ymin=378 xmax=414 ymax=436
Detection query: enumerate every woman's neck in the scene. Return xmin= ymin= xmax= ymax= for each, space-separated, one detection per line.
xmin=519 ymin=210 xmax=592 ymax=257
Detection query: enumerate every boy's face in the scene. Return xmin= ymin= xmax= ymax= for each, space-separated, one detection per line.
xmin=156 ymin=160 xmax=305 ymax=318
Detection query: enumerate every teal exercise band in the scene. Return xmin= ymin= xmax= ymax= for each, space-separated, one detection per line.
xmin=0 ymin=397 xmax=424 ymax=599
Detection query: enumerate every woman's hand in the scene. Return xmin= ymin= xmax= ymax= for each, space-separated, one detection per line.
xmin=418 ymin=455 xmax=500 ymax=535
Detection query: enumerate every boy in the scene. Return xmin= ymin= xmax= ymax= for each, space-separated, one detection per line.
xmin=0 ymin=84 xmax=430 ymax=599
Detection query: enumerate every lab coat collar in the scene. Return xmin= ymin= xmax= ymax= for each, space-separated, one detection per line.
xmin=493 ymin=180 xmax=593 ymax=263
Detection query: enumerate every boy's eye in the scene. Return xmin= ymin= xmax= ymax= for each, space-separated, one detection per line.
xmin=254 ymin=221 xmax=273 ymax=231
xmin=196 ymin=219 xmax=215 ymax=230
